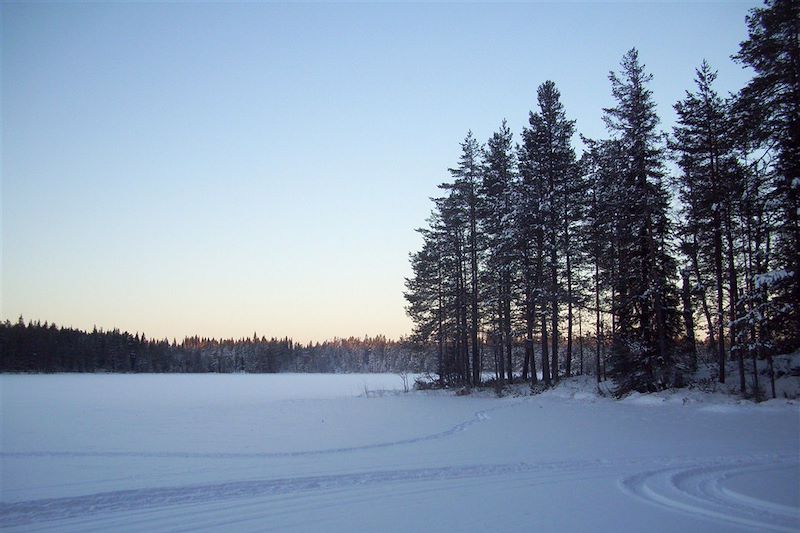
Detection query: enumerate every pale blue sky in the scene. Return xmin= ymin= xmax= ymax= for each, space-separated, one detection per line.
xmin=2 ymin=1 xmax=758 ymax=342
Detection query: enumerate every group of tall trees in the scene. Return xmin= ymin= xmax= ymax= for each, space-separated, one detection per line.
xmin=0 ymin=318 xmax=429 ymax=374
xmin=405 ymin=0 xmax=799 ymax=397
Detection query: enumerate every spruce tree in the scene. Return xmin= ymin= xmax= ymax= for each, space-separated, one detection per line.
xmin=520 ymin=81 xmax=580 ymax=383
xmin=603 ymin=49 xmax=680 ymax=395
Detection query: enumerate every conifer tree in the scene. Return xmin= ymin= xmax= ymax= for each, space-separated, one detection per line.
xmin=734 ymin=0 xmax=800 ymax=349
xmin=672 ymin=61 xmax=744 ymax=388
xmin=581 ymin=137 xmax=624 ymax=382
xmin=447 ymin=132 xmax=485 ymax=384
xmin=518 ymin=114 xmax=549 ymax=386
xmin=481 ymin=120 xmax=517 ymax=383
xmin=603 ymin=49 xmax=680 ymax=395
xmin=405 ymin=223 xmax=447 ymax=381
xmin=520 ymin=81 xmax=580 ymax=383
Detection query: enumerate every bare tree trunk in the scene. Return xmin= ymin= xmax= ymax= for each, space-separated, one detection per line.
xmin=601 ymin=320 xmax=607 ymax=381
xmin=751 ymin=342 xmax=760 ymax=400
xmin=578 ymin=309 xmax=584 ymax=375
xmin=493 ymin=333 xmax=500 ymax=381
xmin=724 ymin=220 xmax=743 ymax=395
xmin=595 ymin=258 xmax=602 ymax=383
xmin=537 ymin=229 xmax=550 ymax=387
xmin=437 ymin=261 xmax=444 ymax=385
xmin=455 ymin=236 xmax=467 ymax=384
xmin=565 ymin=249 xmax=574 ymax=377
xmin=541 ymin=315 xmax=550 ymax=387
xmin=713 ymin=212 xmax=726 ymax=384
xmin=654 ymin=279 xmax=669 ymax=387
xmin=744 ymin=209 xmax=760 ymax=400
xmin=681 ymin=269 xmax=698 ymax=371
xmin=523 ymin=255 xmax=535 ymax=383
xmin=461 ymin=254 xmax=470 ymax=384
xmin=528 ymin=334 xmax=537 ymax=386
xmin=504 ymin=269 xmax=513 ymax=383
xmin=767 ymin=352 xmax=776 ymax=399
xmin=469 ymin=184 xmax=481 ymax=385
xmin=522 ymin=340 xmax=530 ymax=381
xmin=689 ymin=240 xmax=717 ymax=350
xmin=551 ymin=247 xmax=559 ymax=383
xmin=497 ymin=282 xmax=505 ymax=384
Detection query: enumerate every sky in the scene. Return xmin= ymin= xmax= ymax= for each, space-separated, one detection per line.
xmin=2 ymin=1 xmax=760 ymax=343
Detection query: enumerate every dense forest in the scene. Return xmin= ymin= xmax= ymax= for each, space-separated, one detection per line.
xmin=0 ymin=318 xmax=429 ymax=374
xmin=404 ymin=0 xmax=800 ymax=397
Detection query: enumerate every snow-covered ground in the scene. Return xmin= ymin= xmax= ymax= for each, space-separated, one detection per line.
xmin=1 ymin=373 xmax=798 ymax=532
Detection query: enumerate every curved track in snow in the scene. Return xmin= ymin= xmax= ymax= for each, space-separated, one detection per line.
xmin=4 ymin=454 xmax=795 ymax=529
xmin=3 ymin=377 xmax=797 ymax=532
xmin=620 ymin=455 xmax=800 ymax=532
xmin=1 ymin=400 xmax=527 ymax=528
xmin=0 ymin=400 xmax=521 ymax=461
xmin=0 ymin=458 xmax=610 ymax=527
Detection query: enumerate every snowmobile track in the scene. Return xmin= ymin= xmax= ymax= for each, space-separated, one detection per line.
xmin=4 ymin=453 xmax=794 ymax=528
xmin=620 ymin=455 xmax=799 ymax=532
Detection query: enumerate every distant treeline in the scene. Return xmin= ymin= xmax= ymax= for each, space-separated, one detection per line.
xmin=0 ymin=318 xmax=432 ymax=374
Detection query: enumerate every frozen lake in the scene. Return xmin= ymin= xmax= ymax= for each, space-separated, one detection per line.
xmin=1 ymin=373 xmax=798 ymax=532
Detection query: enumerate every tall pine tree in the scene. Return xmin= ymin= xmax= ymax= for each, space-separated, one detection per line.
xmin=603 ymin=49 xmax=681 ymax=395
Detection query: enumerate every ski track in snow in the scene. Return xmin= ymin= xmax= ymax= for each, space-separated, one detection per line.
xmin=621 ymin=456 xmax=800 ymax=532
xmin=3 ymin=453 xmax=795 ymax=529
xmin=1 ymin=399 xmax=524 ymax=528
xmin=0 ymin=399 xmax=519 ymax=461
xmin=3 ymin=390 xmax=797 ymax=531
xmin=0 ymin=459 xmax=610 ymax=527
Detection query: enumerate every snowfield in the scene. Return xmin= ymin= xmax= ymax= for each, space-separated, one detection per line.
xmin=1 ymin=374 xmax=798 ymax=532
